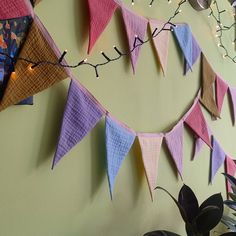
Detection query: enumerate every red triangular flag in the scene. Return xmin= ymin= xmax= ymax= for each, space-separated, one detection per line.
xmin=215 ymin=75 xmax=228 ymax=115
xmin=87 ymin=0 xmax=118 ymax=54
xmin=184 ymin=101 xmax=211 ymax=148
xmin=121 ymin=6 xmax=148 ymax=74
xmin=225 ymin=156 xmax=236 ymax=193
xmin=149 ymin=19 xmax=170 ymax=76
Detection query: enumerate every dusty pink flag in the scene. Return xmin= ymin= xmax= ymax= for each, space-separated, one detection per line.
xmin=184 ymin=101 xmax=211 ymax=148
xmin=165 ymin=122 xmax=184 ymax=178
xmin=121 ymin=6 xmax=148 ymax=73
xmin=0 ymin=0 xmax=34 ymax=19
xmin=138 ymin=134 xmax=163 ymax=201
xmin=229 ymin=87 xmax=236 ymax=125
xmin=215 ymin=75 xmax=228 ymax=115
xmin=225 ymin=156 xmax=236 ymax=193
xmin=87 ymin=0 xmax=118 ymax=54
xmin=149 ymin=19 xmax=170 ymax=76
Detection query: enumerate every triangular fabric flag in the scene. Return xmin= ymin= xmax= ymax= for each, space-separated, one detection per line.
xmin=215 ymin=75 xmax=228 ymax=115
xmin=0 ymin=17 xmax=33 ymax=104
xmin=184 ymin=101 xmax=211 ymax=148
xmin=0 ymin=0 xmax=34 ymax=20
xmin=121 ymin=6 xmax=148 ymax=74
xmin=0 ymin=16 xmax=69 ymax=111
xmin=138 ymin=133 xmax=163 ymax=201
xmin=106 ymin=116 xmax=135 ymax=199
xmin=87 ymin=0 xmax=118 ymax=54
xmin=149 ymin=19 xmax=170 ymax=76
xmin=184 ymin=35 xmax=201 ymax=74
xmin=53 ymin=79 xmax=105 ymax=168
xmin=165 ymin=122 xmax=184 ymax=178
xmin=211 ymin=136 xmax=226 ymax=182
xmin=193 ymin=125 xmax=212 ymax=159
xmin=200 ymin=55 xmax=220 ymax=118
xmin=229 ymin=87 xmax=236 ymax=125
xmin=225 ymin=156 xmax=236 ymax=193
xmin=173 ymin=24 xmax=192 ymax=70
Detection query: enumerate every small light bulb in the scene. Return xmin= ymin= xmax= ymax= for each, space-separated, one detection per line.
xmin=149 ymin=4 xmax=152 ymax=7
xmin=217 ymin=43 xmax=221 ymax=47
xmin=84 ymin=58 xmax=88 ymax=62
xmin=178 ymin=9 xmax=182 ymax=13
xmin=223 ymin=54 xmax=227 ymax=59
xmin=232 ymin=41 xmax=235 ymax=45
xmin=215 ymin=34 xmax=219 ymax=37
xmin=131 ymin=1 xmax=134 ymax=5
xmin=168 ymin=0 xmax=172 ymax=4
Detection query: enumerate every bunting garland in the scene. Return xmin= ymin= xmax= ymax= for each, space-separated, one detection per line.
xmin=225 ymin=157 xmax=236 ymax=193
xmin=229 ymin=87 xmax=236 ymax=125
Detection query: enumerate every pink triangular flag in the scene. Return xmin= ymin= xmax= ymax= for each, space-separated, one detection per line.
xmin=149 ymin=19 xmax=170 ymax=76
xmin=225 ymin=156 xmax=236 ymax=193
xmin=121 ymin=6 xmax=148 ymax=74
xmin=211 ymin=136 xmax=226 ymax=183
xmin=229 ymin=87 xmax=236 ymax=125
xmin=165 ymin=122 xmax=184 ymax=178
xmin=87 ymin=0 xmax=118 ymax=54
xmin=215 ymin=75 xmax=228 ymax=115
xmin=138 ymin=134 xmax=163 ymax=201
xmin=184 ymin=101 xmax=211 ymax=148
xmin=0 ymin=0 xmax=34 ymax=20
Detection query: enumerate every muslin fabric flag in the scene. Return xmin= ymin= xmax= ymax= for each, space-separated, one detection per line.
xmin=200 ymin=55 xmax=220 ymax=118
xmin=0 ymin=16 xmax=32 ymax=103
xmin=149 ymin=19 xmax=170 ymax=76
xmin=211 ymin=136 xmax=226 ymax=182
xmin=165 ymin=122 xmax=184 ymax=178
xmin=121 ymin=5 xmax=148 ymax=74
xmin=225 ymin=156 xmax=236 ymax=193
xmin=138 ymin=133 xmax=163 ymax=201
xmin=215 ymin=75 xmax=228 ymax=115
xmin=87 ymin=0 xmax=118 ymax=54
xmin=53 ymin=79 xmax=105 ymax=168
xmin=229 ymin=87 xmax=236 ymax=125
xmin=0 ymin=0 xmax=34 ymax=20
xmin=173 ymin=24 xmax=201 ymax=74
xmin=184 ymin=101 xmax=211 ymax=148
xmin=0 ymin=16 xmax=69 ymax=111
xmin=106 ymin=116 xmax=135 ymax=199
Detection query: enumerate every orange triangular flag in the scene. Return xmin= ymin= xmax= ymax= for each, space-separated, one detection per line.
xmin=0 ymin=17 xmax=68 ymax=111
xmin=200 ymin=55 xmax=220 ymax=118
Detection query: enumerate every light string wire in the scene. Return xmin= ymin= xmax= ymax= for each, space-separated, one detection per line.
xmin=0 ymin=0 xmax=234 ymax=79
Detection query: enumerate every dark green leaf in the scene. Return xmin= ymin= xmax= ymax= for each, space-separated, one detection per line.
xmin=195 ymin=206 xmax=222 ymax=233
xmin=178 ymin=184 xmax=199 ymax=223
xmin=224 ymin=200 xmax=236 ymax=211
xmin=221 ymin=215 xmax=236 ymax=231
xmin=155 ymin=186 xmax=188 ymax=222
xmin=199 ymin=193 xmax=223 ymax=216
xmin=143 ymin=230 xmax=181 ymax=236
xmin=229 ymin=193 xmax=236 ymax=202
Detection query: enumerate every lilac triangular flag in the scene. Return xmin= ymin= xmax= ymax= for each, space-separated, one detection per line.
xmin=52 ymin=79 xmax=105 ymax=168
xmin=173 ymin=24 xmax=192 ymax=71
xmin=229 ymin=87 xmax=236 ymax=125
xmin=184 ymin=35 xmax=201 ymax=74
xmin=211 ymin=136 xmax=226 ymax=182
xmin=165 ymin=122 xmax=184 ymax=178
xmin=121 ymin=6 xmax=148 ymax=74
xmin=149 ymin=19 xmax=170 ymax=76
xmin=106 ymin=116 xmax=135 ymax=199
xmin=138 ymin=134 xmax=163 ymax=201
xmin=215 ymin=75 xmax=228 ymax=115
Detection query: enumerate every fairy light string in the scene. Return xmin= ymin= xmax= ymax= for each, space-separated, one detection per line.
xmin=0 ymin=0 xmax=235 ymax=79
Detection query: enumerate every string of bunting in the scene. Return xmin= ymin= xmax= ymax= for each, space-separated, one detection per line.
xmin=1 ymin=0 xmax=236 ymax=200
xmin=0 ymin=0 xmax=236 ymax=79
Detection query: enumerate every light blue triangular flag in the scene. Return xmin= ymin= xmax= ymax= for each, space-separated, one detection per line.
xmin=173 ymin=24 xmax=192 ymax=70
xmin=105 ymin=116 xmax=135 ymax=199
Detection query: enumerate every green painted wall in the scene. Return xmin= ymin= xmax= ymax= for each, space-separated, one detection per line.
xmin=0 ymin=0 xmax=235 ymax=235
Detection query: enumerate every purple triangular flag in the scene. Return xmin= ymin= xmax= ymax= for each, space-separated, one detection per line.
xmin=165 ymin=121 xmax=184 ymax=178
xmin=229 ymin=87 xmax=236 ymax=125
xmin=106 ymin=116 xmax=136 ymax=199
xmin=121 ymin=5 xmax=148 ymax=74
xmin=211 ymin=136 xmax=226 ymax=182
xmin=184 ymin=35 xmax=201 ymax=74
xmin=52 ymin=79 xmax=105 ymax=168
